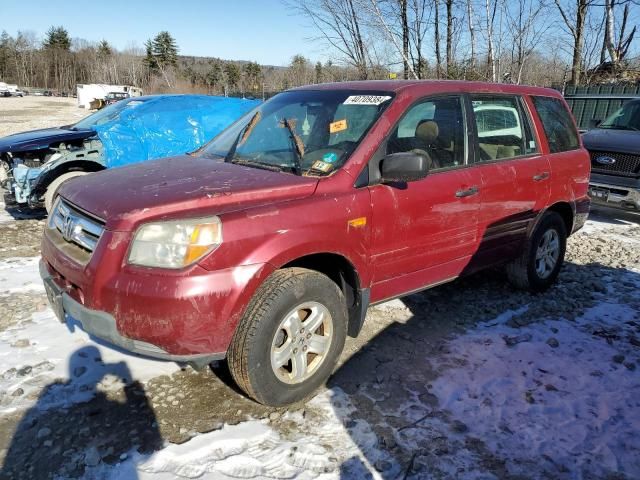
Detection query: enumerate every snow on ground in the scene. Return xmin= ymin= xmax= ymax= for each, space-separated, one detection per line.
xmin=85 ymin=391 xmax=390 ymax=480
xmin=73 ymin=261 xmax=640 ymax=480
xmin=0 ymin=200 xmax=15 ymax=225
xmin=0 ymin=257 xmax=44 ymax=294
xmin=431 ymin=299 xmax=640 ymax=478
xmin=0 ymin=258 xmax=179 ymax=414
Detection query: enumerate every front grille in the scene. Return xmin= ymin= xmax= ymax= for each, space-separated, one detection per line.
xmin=48 ymin=198 xmax=104 ymax=261
xmin=589 ymin=150 xmax=640 ymax=177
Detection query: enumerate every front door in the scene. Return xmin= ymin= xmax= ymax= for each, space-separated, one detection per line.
xmin=369 ymin=95 xmax=481 ymax=302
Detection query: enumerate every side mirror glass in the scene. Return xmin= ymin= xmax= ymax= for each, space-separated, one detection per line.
xmin=380 ymin=151 xmax=430 ymax=184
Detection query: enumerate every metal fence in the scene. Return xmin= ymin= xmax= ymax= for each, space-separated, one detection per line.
xmin=558 ymin=84 xmax=640 ymax=130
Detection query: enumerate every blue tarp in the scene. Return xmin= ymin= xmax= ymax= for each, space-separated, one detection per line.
xmin=92 ymin=95 xmax=260 ymax=168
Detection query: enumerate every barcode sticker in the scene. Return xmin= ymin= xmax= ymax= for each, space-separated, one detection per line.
xmin=343 ymin=95 xmax=392 ymax=105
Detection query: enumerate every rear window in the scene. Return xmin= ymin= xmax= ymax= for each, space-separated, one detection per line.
xmin=532 ymin=96 xmax=580 ymax=153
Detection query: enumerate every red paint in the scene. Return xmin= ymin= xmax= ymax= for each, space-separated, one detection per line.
xmin=41 ymin=81 xmax=590 ymax=357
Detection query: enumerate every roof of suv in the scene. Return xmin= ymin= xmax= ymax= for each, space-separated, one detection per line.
xmin=293 ymin=80 xmax=562 ymax=98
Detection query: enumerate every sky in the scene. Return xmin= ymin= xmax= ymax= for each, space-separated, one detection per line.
xmin=0 ymin=0 xmax=319 ymax=66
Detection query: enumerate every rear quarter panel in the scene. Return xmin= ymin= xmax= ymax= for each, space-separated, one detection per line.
xmin=525 ymin=94 xmax=591 ymax=228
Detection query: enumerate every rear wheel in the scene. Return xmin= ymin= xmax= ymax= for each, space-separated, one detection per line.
xmin=227 ymin=268 xmax=347 ymax=406
xmin=44 ymin=171 xmax=88 ymax=213
xmin=506 ymin=211 xmax=567 ymax=292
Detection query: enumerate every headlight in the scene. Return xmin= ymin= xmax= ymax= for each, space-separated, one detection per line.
xmin=128 ymin=217 xmax=222 ymax=268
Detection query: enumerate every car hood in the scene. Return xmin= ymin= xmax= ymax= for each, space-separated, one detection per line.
xmin=581 ymin=128 xmax=640 ymax=154
xmin=59 ymin=155 xmax=320 ymax=231
xmin=0 ymin=127 xmax=95 ymax=154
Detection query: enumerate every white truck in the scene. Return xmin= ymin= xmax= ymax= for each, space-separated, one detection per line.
xmin=0 ymin=83 xmax=25 ymax=97
xmin=76 ymin=84 xmax=143 ymax=109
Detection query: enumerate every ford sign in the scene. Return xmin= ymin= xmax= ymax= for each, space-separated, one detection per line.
xmin=596 ymin=156 xmax=616 ymax=165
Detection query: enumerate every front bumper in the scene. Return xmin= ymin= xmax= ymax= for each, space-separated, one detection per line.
xmin=40 ymin=259 xmax=226 ymax=365
xmin=589 ymin=173 xmax=640 ymax=211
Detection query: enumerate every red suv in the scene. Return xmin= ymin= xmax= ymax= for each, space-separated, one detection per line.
xmin=41 ymin=81 xmax=590 ymax=406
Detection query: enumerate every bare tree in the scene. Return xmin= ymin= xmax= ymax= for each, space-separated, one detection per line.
xmin=554 ymin=0 xmax=596 ymax=85
xmin=505 ymin=0 xmax=549 ymax=84
xmin=434 ymin=0 xmax=443 ymax=77
xmin=401 ymin=0 xmax=410 ymax=78
xmin=445 ymin=0 xmax=454 ymax=75
xmin=484 ymin=0 xmax=498 ymax=81
xmin=467 ymin=0 xmax=477 ymax=69
xmin=407 ymin=0 xmax=431 ymax=77
xmin=364 ymin=0 xmax=420 ymax=78
xmin=603 ymin=0 xmax=636 ymax=71
xmin=291 ymin=0 xmax=370 ymax=79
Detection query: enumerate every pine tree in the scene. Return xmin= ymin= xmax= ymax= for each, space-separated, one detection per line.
xmin=43 ymin=26 xmax=71 ymax=51
xmin=224 ymin=62 xmax=240 ymax=89
xmin=205 ymin=60 xmax=222 ymax=91
xmin=0 ymin=31 xmax=12 ymax=79
xmin=97 ymin=40 xmax=112 ymax=59
xmin=243 ymin=62 xmax=261 ymax=91
xmin=143 ymin=39 xmax=157 ymax=70
xmin=151 ymin=31 xmax=178 ymax=69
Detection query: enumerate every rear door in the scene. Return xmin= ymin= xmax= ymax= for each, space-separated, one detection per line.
xmin=466 ymin=94 xmax=551 ymax=269
xmin=369 ymin=95 xmax=481 ymax=301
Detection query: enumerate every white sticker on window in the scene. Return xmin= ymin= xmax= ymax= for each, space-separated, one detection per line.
xmin=343 ymin=95 xmax=392 ymax=105
xmin=529 ymin=140 xmax=536 ymax=149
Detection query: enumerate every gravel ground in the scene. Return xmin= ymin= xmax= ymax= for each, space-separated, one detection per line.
xmin=0 ymin=96 xmax=85 ymax=137
xmin=0 ymin=101 xmax=638 ymax=479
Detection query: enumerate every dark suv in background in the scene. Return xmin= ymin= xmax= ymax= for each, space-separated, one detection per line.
xmin=582 ymin=99 xmax=640 ymax=211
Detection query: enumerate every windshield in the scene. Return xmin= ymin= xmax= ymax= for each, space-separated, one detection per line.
xmin=599 ymin=101 xmax=640 ymax=131
xmin=72 ymin=98 xmax=146 ymax=130
xmin=200 ymin=90 xmax=394 ymax=175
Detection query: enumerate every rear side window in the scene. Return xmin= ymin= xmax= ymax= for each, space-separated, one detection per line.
xmin=470 ymin=95 xmax=537 ymax=162
xmin=532 ymin=96 xmax=580 ymax=153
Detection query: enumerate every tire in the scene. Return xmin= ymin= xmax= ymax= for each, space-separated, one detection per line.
xmin=44 ymin=171 xmax=88 ymax=213
xmin=506 ymin=211 xmax=567 ymax=293
xmin=228 ymin=268 xmax=347 ymax=406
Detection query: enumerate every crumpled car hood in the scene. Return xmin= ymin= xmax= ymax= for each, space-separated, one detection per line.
xmin=59 ymin=155 xmax=319 ymax=231
xmin=0 ymin=127 xmax=95 ymax=153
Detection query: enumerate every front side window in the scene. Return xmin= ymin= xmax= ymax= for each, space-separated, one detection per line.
xmin=387 ymin=96 xmax=466 ymax=171
xmin=471 ymin=95 xmax=537 ymax=161
xmin=201 ymin=90 xmax=393 ymax=176
xmin=531 ymin=96 xmax=580 ymax=153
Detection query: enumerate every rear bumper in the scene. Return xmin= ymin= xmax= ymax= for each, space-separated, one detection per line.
xmin=40 ymin=260 xmax=225 ymax=365
xmin=589 ymin=173 xmax=640 ymax=211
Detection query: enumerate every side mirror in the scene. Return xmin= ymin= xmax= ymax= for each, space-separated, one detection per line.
xmin=380 ymin=151 xmax=430 ymax=184
xmin=589 ymin=118 xmax=602 ymax=129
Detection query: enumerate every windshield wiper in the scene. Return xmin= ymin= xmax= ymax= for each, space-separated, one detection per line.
xmin=281 ymin=117 xmax=304 ymax=175
xmin=225 ymin=111 xmax=261 ymax=163
xmin=231 ymin=158 xmax=287 ymax=173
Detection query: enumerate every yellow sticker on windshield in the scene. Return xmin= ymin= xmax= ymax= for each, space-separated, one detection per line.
xmin=329 ymin=119 xmax=348 ymax=134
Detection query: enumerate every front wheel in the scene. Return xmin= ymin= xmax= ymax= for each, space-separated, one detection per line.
xmin=506 ymin=211 xmax=567 ymax=292
xmin=227 ymin=268 xmax=347 ymax=406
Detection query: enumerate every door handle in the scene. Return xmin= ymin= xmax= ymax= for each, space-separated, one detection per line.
xmin=455 ymin=186 xmax=479 ymax=198
xmin=533 ymin=172 xmax=550 ymax=182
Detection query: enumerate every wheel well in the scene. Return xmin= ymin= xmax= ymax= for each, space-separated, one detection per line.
xmin=282 ymin=253 xmax=364 ymax=336
xmin=547 ymin=202 xmax=574 ymax=235
xmin=32 ymin=160 xmax=105 ymax=197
